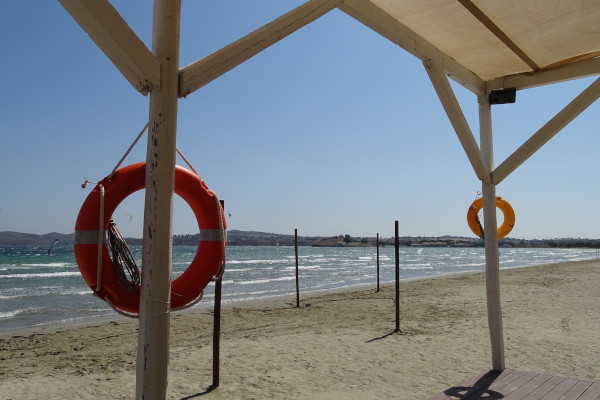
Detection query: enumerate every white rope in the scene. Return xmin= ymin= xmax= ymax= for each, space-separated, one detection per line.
xmin=105 ymin=296 xmax=139 ymax=319
xmin=105 ymin=122 xmax=200 ymax=182
xmin=176 ymin=147 xmax=199 ymax=176
xmin=105 ymin=122 xmax=198 ymax=181
xmin=95 ymin=184 xmax=105 ymax=292
xmin=172 ymin=291 xmax=204 ymax=312
xmin=105 ymin=296 xmax=173 ymax=318
xmin=108 ymin=122 xmax=149 ymax=180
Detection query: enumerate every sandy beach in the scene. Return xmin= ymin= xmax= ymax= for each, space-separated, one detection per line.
xmin=1 ymin=259 xmax=598 ymax=399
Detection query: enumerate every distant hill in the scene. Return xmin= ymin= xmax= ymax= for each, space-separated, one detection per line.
xmin=227 ymin=230 xmax=325 ymax=246
xmin=0 ymin=231 xmax=74 ymax=247
xmin=0 ymin=230 xmax=329 ymax=247
xmin=1 ymin=230 xmax=598 ymax=248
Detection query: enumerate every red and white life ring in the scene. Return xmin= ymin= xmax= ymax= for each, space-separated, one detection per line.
xmin=74 ymin=162 xmax=226 ymax=314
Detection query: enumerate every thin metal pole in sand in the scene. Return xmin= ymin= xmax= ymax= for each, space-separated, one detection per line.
xmin=295 ymin=228 xmax=300 ymax=308
xmin=212 ymin=200 xmax=225 ymax=388
xmin=213 ymin=275 xmax=222 ymax=387
xmin=394 ymin=221 xmax=400 ymax=333
xmin=376 ymin=233 xmax=380 ymax=292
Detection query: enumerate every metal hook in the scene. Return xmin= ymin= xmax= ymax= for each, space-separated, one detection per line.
xmin=81 ymin=179 xmax=98 ymax=189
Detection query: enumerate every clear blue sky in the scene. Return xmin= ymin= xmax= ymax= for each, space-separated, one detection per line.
xmin=1 ymin=1 xmax=598 ymax=240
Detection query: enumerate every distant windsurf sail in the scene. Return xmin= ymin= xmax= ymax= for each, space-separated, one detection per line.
xmin=47 ymin=239 xmax=59 ymax=255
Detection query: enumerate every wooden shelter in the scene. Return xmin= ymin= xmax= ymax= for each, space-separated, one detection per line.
xmin=59 ymin=0 xmax=600 ymax=399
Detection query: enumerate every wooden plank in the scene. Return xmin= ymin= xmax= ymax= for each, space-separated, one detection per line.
xmin=578 ymin=382 xmax=600 ymax=400
xmin=430 ymin=371 xmax=600 ymax=400
xmin=493 ymin=371 xmax=538 ymax=396
xmin=461 ymin=369 xmax=521 ymax=399
xmin=136 ymin=0 xmax=181 ymax=398
xmin=59 ymin=0 xmax=159 ymax=95
xmin=428 ymin=370 xmax=503 ymax=400
xmin=423 ymin=60 xmax=491 ymax=183
xmin=486 ymin=369 xmax=530 ymax=394
xmin=559 ymin=380 xmax=593 ymax=400
xmin=522 ymin=375 xmax=566 ymax=400
xmin=503 ymin=373 xmax=552 ymax=399
xmin=540 ymin=378 xmax=579 ymax=400
xmin=458 ymin=369 xmax=521 ymax=399
xmin=339 ymin=0 xmax=485 ymax=95
xmin=452 ymin=370 xmax=506 ymax=399
xmin=487 ymin=57 xmax=600 ymax=91
xmin=178 ymin=0 xmax=340 ymax=97
xmin=492 ymin=76 xmax=600 ymax=184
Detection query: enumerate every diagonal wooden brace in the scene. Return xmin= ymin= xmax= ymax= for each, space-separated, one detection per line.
xmin=59 ymin=0 xmax=160 ymax=95
xmin=423 ymin=60 xmax=492 ymax=183
xmin=178 ymin=0 xmax=341 ymax=98
xmin=492 ymin=76 xmax=600 ymax=184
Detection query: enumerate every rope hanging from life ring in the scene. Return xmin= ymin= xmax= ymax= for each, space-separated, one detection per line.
xmin=106 ymin=218 xmax=141 ymax=292
xmin=467 ymin=196 xmax=515 ymax=239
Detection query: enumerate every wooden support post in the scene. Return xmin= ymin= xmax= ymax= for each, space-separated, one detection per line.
xmin=394 ymin=221 xmax=400 ymax=333
xmin=295 ymin=229 xmax=299 ymax=308
xmin=479 ymin=94 xmax=505 ymax=371
xmin=136 ymin=1 xmax=181 ymax=399
xmin=376 ymin=233 xmax=380 ymax=292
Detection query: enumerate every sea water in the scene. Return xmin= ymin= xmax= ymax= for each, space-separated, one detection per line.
xmin=0 ymin=245 xmax=596 ymax=332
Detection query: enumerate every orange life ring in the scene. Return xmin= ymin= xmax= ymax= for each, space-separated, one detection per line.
xmin=467 ymin=196 xmax=515 ymax=239
xmin=74 ymin=162 xmax=226 ymax=314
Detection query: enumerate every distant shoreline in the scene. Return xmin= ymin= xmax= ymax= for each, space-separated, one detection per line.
xmin=1 ymin=230 xmax=599 ymax=248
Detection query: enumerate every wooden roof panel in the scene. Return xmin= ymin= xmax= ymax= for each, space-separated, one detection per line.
xmin=473 ymin=0 xmax=600 ymax=69
xmin=367 ymin=0 xmax=600 ymax=82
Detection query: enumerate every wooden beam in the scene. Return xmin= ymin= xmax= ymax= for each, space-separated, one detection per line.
xmin=59 ymin=0 xmax=159 ymax=95
xmin=487 ymin=57 xmax=600 ymax=91
xmin=457 ymin=0 xmax=539 ymax=71
xmin=478 ymin=94 xmax=494 ymax=165
xmin=423 ymin=60 xmax=491 ymax=183
xmin=492 ymin=76 xmax=600 ymax=184
xmin=136 ymin=0 xmax=180 ymax=398
xmin=482 ymin=182 xmax=505 ymax=371
xmin=339 ymin=0 xmax=485 ymax=95
xmin=479 ymin=94 xmax=505 ymax=372
xmin=179 ymin=0 xmax=341 ymax=98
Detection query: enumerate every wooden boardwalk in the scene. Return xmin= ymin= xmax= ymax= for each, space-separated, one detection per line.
xmin=429 ymin=369 xmax=600 ymax=400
